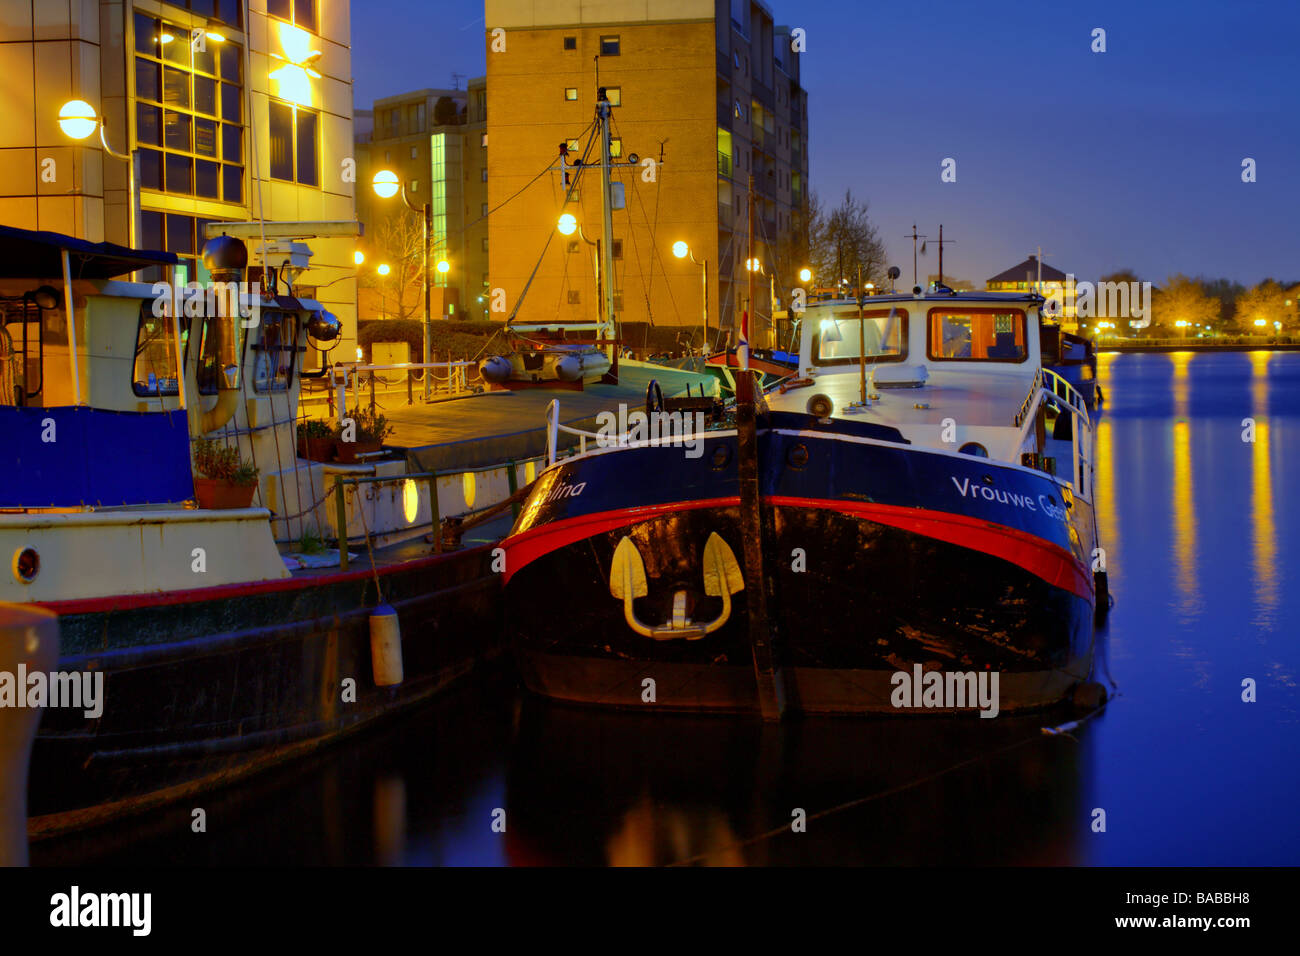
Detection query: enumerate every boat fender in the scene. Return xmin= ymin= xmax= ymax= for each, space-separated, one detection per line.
xmin=1070 ymin=681 xmax=1108 ymax=712
xmin=1093 ymin=570 xmax=1110 ymax=624
xmin=369 ymin=604 xmax=404 ymax=687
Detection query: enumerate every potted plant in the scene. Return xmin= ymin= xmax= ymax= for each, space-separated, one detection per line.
xmin=296 ymin=417 xmax=335 ymax=462
xmin=334 ymin=407 xmax=394 ymax=463
xmin=192 ymin=438 xmax=260 ymax=509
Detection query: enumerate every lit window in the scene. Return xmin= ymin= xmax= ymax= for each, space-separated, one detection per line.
xmin=133 ymin=13 xmax=243 ymax=203
xmin=563 ymin=36 xmax=576 ymax=50
xmin=600 ymin=35 xmax=620 ymax=55
xmin=482 ymin=237 xmax=489 ymax=252
xmin=565 ymin=87 xmax=578 ymax=101
xmin=481 ymin=133 xmax=488 ymax=147
xmin=409 ymin=180 xmax=418 ymax=193
xmin=610 ymin=138 xmax=622 ymax=158
xmin=566 ymin=138 xmax=581 ymax=151
xmin=481 ymin=168 xmax=488 ymax=182
xmin=928 ymin=310 xmax=1027 ymax=362
xmin=268 ymin=99 xmax=318 ymax=186
xmin=605 ymin=87 xmax=621 ymax=106
xmin=481 ymin=203 xmax=489 ymax=216
xmin=267 ymin=0 xmax=315 ymax=32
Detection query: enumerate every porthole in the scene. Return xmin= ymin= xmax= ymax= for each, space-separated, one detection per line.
xmin=959 ymin=442 xmax=988 ymax=458
xmin=787 ymin=443 xmax=809 ymax=469
xmin=13 ymin=547 xmax=39 ymax=584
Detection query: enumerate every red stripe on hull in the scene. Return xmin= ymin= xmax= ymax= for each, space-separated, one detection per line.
xmin=504 ymin=496 xmax=1092 ymax=601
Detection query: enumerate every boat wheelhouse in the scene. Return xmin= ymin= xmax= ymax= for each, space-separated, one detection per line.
xmin=501 ymin=287 xmax=1105 ymax=715
xmin=0 ymin=224 xmax=504 ymax=835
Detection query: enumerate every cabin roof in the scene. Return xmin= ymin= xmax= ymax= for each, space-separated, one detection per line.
xmin=806 ymin=291 xmax=1044 ymax=309
xmin=0 ymin=223 xmax=177 ymax=280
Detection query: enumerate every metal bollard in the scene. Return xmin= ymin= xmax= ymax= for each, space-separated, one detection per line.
xmin=0 ymin=603 xmax=59 ymax=866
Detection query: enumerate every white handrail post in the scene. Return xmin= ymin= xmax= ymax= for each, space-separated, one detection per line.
xmin=546 ymin=399 xmax=559 ymax=466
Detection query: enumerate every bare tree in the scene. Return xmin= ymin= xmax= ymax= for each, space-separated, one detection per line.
xmin=808 ymin=190 xmax=887 ymax=291
xmin=358 ymin=210 xmax=428 ymax=320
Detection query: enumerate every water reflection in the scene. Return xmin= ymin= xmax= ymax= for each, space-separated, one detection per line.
xmin=504 ymin=699 xmax=1091 ymax=866
xmin=1169 ymin=353 xmax=1201 ymax=620
xmin=1248 ymin=352 xmax=1278 ymax=629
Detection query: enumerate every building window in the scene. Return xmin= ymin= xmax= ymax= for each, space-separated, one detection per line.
xmin=481 ymin=203 xmax=489 ymax=216
xmin=481 ymin=168 xmax=488 ymax=182
xmin=568 ymin=290 xmax=581 ymax=304
xmin=133 ymin=13 xmax=243 ymax=203
xmin=613 ymin=292 xmax=624 ymax=311
xmin=482 ymin=237 xmax=489 ymax=252
xmin=139 ymin=211 xmax=221 ymax=288
xmin=612 ymin=239 xmax=623 ymax=259
xmin=409 ymin=180 xmax=418 ymax=193
xmin=566 ymin=241 xmax=579 ymax=254
xmin=610 ymin=138 xmax=623 ymax=158
xmin=563 ymin=36 xmax=576 ymax=50
xmin=605 ymin=87 xmax=621 ymax=107
xmin=734 ymin=100 xmax=745 ymax=121
xmin=267 ymin=0 xmax=315 ymax=32
xmin=268 ymin=99 xmax=318 ymax=186
xmin=566 ymin=138 xmax=581 ymax=151
xmin=384 ymin=149 xmax=391 ymax=161
xmin=410 ymin=146 xmax=418 ymax=158
xmin=733 ymin=51 xmax=741 ymax=69
xmin=481 ymin=133 xmax=488 ymax=147
xmin=600 ymin=35 xmax=620 ymax=55
xmin=565 ymin=87 xmax=578 ymax=101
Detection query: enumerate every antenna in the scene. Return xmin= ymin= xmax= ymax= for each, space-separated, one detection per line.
xmin=451 ymin=72 xmax=464 ymax=90
xmin=904 ymin=224 xmax=928 ymax=285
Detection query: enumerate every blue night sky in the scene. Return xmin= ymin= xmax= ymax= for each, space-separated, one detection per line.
xmin=352 ymin=0 xmax=1300 ymax=287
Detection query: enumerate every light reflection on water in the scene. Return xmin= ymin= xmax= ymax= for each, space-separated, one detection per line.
xmin=32 ymin=353 xmax=1300 ymax=867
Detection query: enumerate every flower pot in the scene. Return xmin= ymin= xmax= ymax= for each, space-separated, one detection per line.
xmin=194 ymin=477 xmax=258 ymax=510
xmin=297 ymin=435 xmax=335 ymax=462
xmin=335 ymin=439 xmax=382 ymax=463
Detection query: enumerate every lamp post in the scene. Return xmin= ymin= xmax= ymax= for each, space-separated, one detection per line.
xmin=672 ymin=240 xmax=709 ymax=358
xmin=58 ymin=99 xmax=140 ymax=251
xmin=373 ymin=169 xmax=432 ymax=399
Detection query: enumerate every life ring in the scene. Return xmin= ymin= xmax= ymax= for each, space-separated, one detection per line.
xmin=646 ymin=378 xmax=664 ymax=417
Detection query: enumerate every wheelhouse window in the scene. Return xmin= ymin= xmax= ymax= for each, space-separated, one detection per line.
xmin=814 ymin=309 xmax=907 ymax=365
xmin=133 ymin=307 xmax=181 ymax=396
xmin=249 ymin=310 xmax=299 ymax=392
xmin=927 ymin=309 xmax=1028 ymax=362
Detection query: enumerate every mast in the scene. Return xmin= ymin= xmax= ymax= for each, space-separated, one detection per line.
xmin=743 ymin=172 xmax=753 ymax=370
xmin=938 ymin=224 xmax=943 ymax=284
xmin=598 ymin=87 xmax=616 ymax=355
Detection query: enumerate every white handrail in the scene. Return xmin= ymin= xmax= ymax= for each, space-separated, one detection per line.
xmin=545 ymin=398 xmax=609 ymax=466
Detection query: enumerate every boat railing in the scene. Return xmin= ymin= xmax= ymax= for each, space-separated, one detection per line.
xmin=331 ymin=455 xmax=542 ymax=565
xmin=328 ymin=360 xmax=477 ymax=420
xmin=545 ymin=399 xmax=607 ymax=466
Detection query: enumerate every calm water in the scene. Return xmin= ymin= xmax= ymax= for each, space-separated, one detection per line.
xmin=34 ymin=352 xmax=1300 ymax=866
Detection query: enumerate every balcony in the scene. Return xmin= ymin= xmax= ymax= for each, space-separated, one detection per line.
xmin=718 ymin=151 xmax=732 ymax=177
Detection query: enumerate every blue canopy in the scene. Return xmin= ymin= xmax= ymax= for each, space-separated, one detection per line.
xmin=0 ymin=406 xmax=193 ymax=507
xmin=0 ymin=224 xmax=176 ymax=280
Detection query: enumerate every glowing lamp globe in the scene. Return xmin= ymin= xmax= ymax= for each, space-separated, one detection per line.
xmin=377 ymin=263 xmax=391 ymax=276
xmin=58 ymin=100 xmax=98 ymax=140
xmin=372 ymin=169 xmax=400 ymax=199
xmin=353 ymin=250 xmax=365 ymax=266
xmin=557 ymin=213 xmax=578 ymax=236
xmin=672 ymin=241 xmax=689 ymax=259
xmin=435 ymin=259 xmax=450 ymax=274
xmin=798 ymin=268 xmax=812 ymax=283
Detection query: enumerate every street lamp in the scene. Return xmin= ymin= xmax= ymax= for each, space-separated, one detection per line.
xmin=353 ymin=250 xmax=365 ymax=266
xmin=672 ymin=240 xmax=709 ymax=358
xmin=435 ymin=259 xmax=450 ymax=275
xmin=372 ymin=169 xmax=433 ymax=399
xmin=58 ymin=99 xmax=140 ymax=250
xmin=798 ymin=267 xmax=812 ymax=284
xmin=377 ymin=263 xmax=391 ymax=276
xmin=1175 ymin=319 xmax=1189 ymax=341
xmin=557 ymin=213 xmax=578 ymax=236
